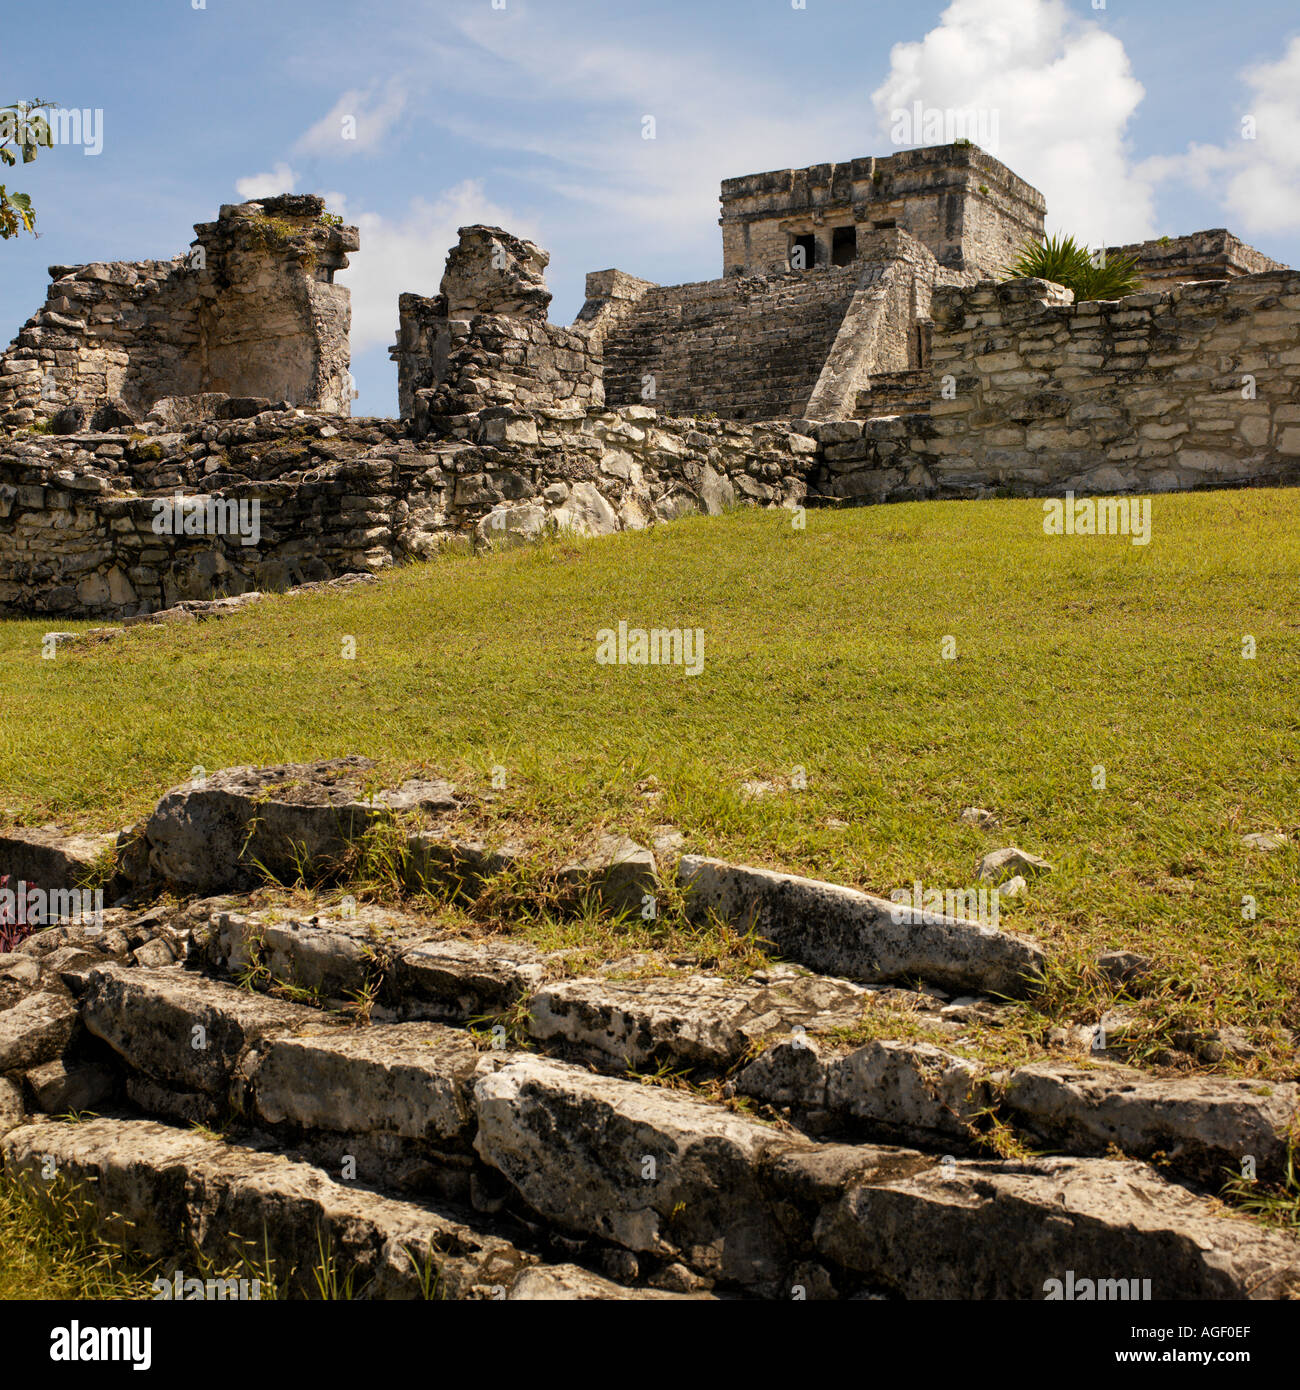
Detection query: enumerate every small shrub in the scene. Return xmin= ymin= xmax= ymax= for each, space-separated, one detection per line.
xmin=1004 ymin=233 xmax=1142 ymax=302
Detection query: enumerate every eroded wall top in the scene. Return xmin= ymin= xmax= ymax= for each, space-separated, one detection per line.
xmin=0 ymin=194 xmax=359 ymax=429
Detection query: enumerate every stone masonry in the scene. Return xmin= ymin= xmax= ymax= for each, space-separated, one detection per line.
xmin=1 ymin=142 xmax=1298 ymax=618
xmin=0 ymin=195 xmax=358 ymax=430
xmin=392 ymin=226 xmax=602 ymax=433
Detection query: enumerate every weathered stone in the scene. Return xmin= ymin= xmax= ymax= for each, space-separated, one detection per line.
xmin=393 ymin=938 xmax=551 ymax=1021
xmin=1095 ymin=949 xmax=1154 ymax=987
xmin=474 ymin=1055 xmax=808 ymax=1293
xmin=1002 ymin=1064 xmax=1300 ymax=1183
xmin=529 ymin=968 xmax=869 ymax=1072
xmin=1241 ymin=832 xmax=1288 ymax=852
xmin=506 ymin=1264 xmax=711 ymax=1300
xmin=678 ymin=855 xmax=1046 ymax=997
xmin=403 ymin=833 xmax=525 ymax=897
xmin=0 ymin=1075 xmax=26 ymax=1135
xmin=977 ymin=846 xmax=1054 ymax=883
xmin=809 ymin=1150 xmax=1300 ymax=1299
xmin=734 ymin=1036 xmax=987 ymax=1142
xmin=80 ymin=965 xmax=318 ymax=1096
xmin=200 ymin=903 xmax=431 ymax=1003
xmin=252 ymin=1023 xmax=486 ymax=1145
xmin=0 ymin=825 xmax=117 ymax=896
xmin=2 ymin=1115 xmax=535 ymax=1299
xmin=143 ymin=757 xmax=454 ymax=892
xmin=560 ymin=834 xmax=658 ymax=915
xmin=24 ymin=1057 xmax=116 ymax=1114
xmin=0 ymin=988 xmax=78 ymax=1070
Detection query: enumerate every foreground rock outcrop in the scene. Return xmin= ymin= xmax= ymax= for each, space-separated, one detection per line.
xmin=2 ymin=760 xmax=1298 ymax=1299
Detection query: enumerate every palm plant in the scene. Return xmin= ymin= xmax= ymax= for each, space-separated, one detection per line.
xmin=1005 ymin=233 xmax=1142 ymax=302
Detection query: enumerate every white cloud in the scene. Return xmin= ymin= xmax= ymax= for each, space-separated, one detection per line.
xmin=1139 ymin=37 xmax=1300 ymax=238
xmin=294 ymin=79 xmax=408 ymax=157
xmin=234 ymin=163 xmax=298 ymax=200
xmin=331 ymin=180 xmax=531 ymax=354
xmin=871 ymin=0 xmax=1155 ymax=245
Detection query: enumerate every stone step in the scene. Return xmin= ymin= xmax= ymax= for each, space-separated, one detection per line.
xmin=736 ymin=1036 xmax=1300 ymax=1183
xmin=9 ymin=952 xmax=1300 ymax=1298
xmin=472 ymin=1054 xmax=1300 ymax=1298
xmin=79 ymin=963 xmax=500 ymax=1195
xmin=0 ymin=1114 xmax=685 ymax=1300
xmin=803 ymin=1145 xmax=1300 ymax=1300
xmin=142 ymin=756 xmax=461 ymax=893
xmin=198 ymin=904 xmax=557 ymax=1021
xmin=1002 ymin=1063 xmax=1300 ymax=1186
xmin=678 ymin=854 xmax=1047 ymax=997
xmin=734 ymin=1035 xmax=988 ymax=1144
xmin=0 ymin=825 xmax=119 ymax=899
xmin=81 ymin=963 xmax=325 ymax=1111
xmin=98 ymin=923 xmax=1300 ymax=1193
xmin=527 ymin=967 xmax=873 ymax=1073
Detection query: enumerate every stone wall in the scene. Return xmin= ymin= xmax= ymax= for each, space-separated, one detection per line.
xmin=601 ymin=264 xmax=861 ymax=421
xmin=573 ymin=268 xmax=659 ymax=345
xmin=813 ymin=272 xmax=1300 ymax=501
xmin=0 ymin=402 xmax=815 ymax=617
xmin=0 ymin=196 xmax=358 ymax=429
xmin=410 ymin=314 xmax=602 ymax=436
xmin=1105 ymin=230 xmax=1287 ymax=290
xmin=718 ymin=144 xmax=1046 ymax=279
xmin=393 ymin=226 xmax=603 ymax=431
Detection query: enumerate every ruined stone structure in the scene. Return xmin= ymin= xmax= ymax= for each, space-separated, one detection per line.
xmin=1 ymin=142 xmax=1298 ymax=619
xmin=718 ymin=144 xmax=1046 ymax=279
xmin=1106 ymin=229 xmax=1287 ymax=289
xmin=584 ymin=143 xmax=1046 ymax=422
xmin=0 ymin=195 xmax=358 ymax=430
xmin=392 ymin=226 xmax=602 ymax=430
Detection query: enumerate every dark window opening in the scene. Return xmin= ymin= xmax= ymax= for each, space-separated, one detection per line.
xmin=874 ymin=219 xmax=896 ymax=230
xmin=832 ymin=226 xmax=857 ymax=266
xmin=789 ymin=233 xmax=816 ymax=271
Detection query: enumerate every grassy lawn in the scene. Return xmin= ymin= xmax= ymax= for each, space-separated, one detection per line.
xmin=2 ymin=488 xmax=1298 ymax=1072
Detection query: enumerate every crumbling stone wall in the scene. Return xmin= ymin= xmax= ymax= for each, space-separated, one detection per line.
xmin=392 ymin=226 xmax=603 ymax=431
xmin=815 ymin=272 xmax=1300 ymax=501
xmin=1105 ymin=230 xmax=1287 ymax=290
xmin=573 ymin=269 xmax=659 ymax=346
xmin=0 ymin=196 xmax=358 ymax=429
xmin=0 ymin=401 xmax=814 ymax=617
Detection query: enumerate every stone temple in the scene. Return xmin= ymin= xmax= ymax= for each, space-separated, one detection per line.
xmin=0 ymin=143 xmax=1297 ymax=617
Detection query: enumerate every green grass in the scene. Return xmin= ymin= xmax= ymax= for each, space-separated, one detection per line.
xmin=0 ymin=1170 xmax=162 ymax=1299
xmin=0 ymin=1163 xmax=415 ymax=1300
xmin=2 ymin=490 xmax=1298 ymax=1069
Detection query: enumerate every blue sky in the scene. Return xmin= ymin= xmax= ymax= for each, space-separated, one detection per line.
xmin=6 ymin=0 xmax=1300 ymax=416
